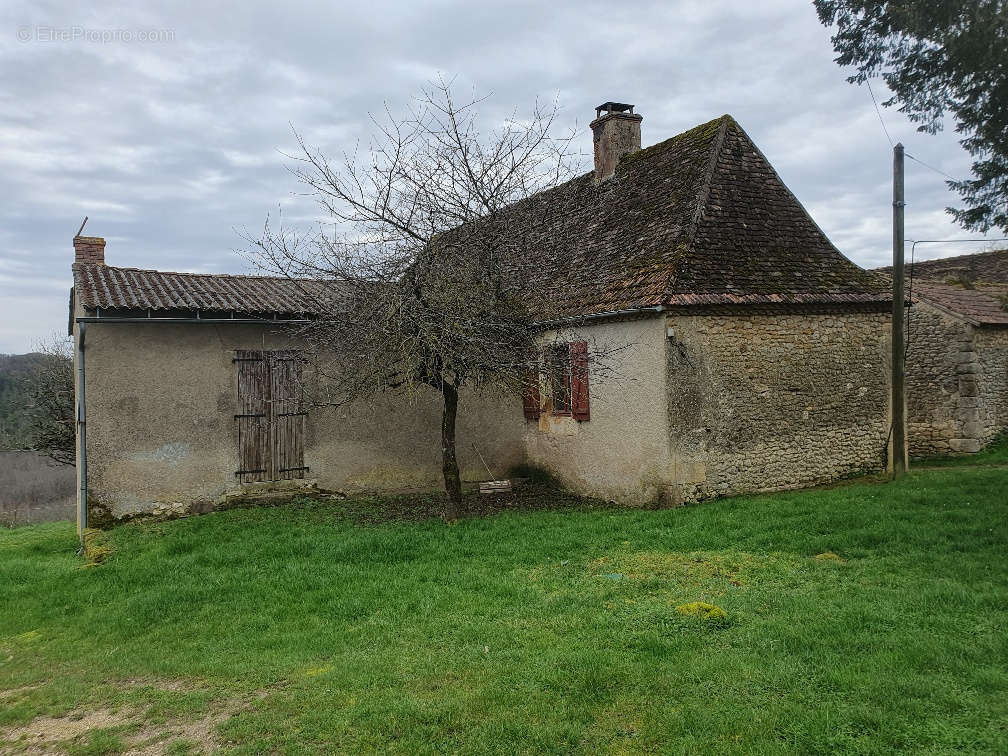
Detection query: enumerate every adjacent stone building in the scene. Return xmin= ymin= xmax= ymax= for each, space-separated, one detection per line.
xmin=72 ymin=103 xmax=895 ymax=527
xmin=874 ymin=250 xmax=1008 ymax=456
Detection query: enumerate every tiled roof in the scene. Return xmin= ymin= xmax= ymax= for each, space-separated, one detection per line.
xmin=73 ymin=115 xmax=890 ymax=318
xmin=873 ymin=249 xmax=1008 ymax=325
xmin=513 ymin=115 xmax=889 ymax=316
xmin=876 ymin=249 xmax=1008 ymax=285
xmin=909 ymin=281 xmax=1008 ymax=326
xmin=73 ymin=263 xmax=334 ymax=316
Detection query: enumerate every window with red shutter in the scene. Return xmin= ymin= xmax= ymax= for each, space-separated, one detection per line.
xmin=570 ymin=340 xmax=590 ymax=421
xmin=548 ymin=344 xmax=572 ymax=415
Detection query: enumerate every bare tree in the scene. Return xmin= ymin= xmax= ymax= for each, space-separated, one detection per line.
xmin=249 ymin=81 xmax=625 ymax=520
xmin=23 ymin=335 xmax=75 ymax=466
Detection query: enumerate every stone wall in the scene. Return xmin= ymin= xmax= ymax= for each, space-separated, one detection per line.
xmin=524 ymin=309 xmax=893 ymax=505
xmin=976 ymin=327 xmax=1008 ymax=445
xmin=903 ymin=301 xmax=1007 ymax=456
xmin=903 ymin=302 xmax=977 ymax=455
xmin=666 ymin=309 xmax=891 ymax=501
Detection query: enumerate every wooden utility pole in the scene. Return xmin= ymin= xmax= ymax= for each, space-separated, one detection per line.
xmin=891 ymin=143 xmax=907 ymax=477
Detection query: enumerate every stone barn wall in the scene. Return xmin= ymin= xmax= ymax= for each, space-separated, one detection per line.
xmin=976 ymin=327 xmax=1008 ymax=445
xmin=903 ymin=300 xmax=1007 ymax=456
xmin=665 ymin=308 xmax=892 ymax=501
xmin=903 ymin=302 xmax=977 ymax=456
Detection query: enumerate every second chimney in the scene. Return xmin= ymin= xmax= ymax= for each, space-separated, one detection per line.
xmin=591 ymin=102 xmax=642 ymax=182
xmin=74 ymin=235 xmax=105 ymax=265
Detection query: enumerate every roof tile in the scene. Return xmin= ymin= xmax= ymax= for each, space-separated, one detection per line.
xmin=73 ymin=264 xmax=332 ymax=316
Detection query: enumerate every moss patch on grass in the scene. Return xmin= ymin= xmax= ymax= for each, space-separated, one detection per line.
xmin=81 ymin=529 xmax=112 ymax=567
xmin=675 ymin=601 xmax=728 ymax=621
xmin=814 ymin=550 xmax=845 ymax=563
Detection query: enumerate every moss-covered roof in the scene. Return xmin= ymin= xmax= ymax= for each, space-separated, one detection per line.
xmin=522 ymin=114 xmax=890 ymax=316
xmin=874 ymin=248 xmax=1008 ymax=325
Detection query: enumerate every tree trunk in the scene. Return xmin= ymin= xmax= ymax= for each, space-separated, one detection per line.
xmin=441 ymin=382 xmax=463 ymax=521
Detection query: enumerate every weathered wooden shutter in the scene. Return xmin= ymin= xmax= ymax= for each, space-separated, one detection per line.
xmin=570 ymin=341 xmax=590 ymax=421
xmin=522 ymin=356 xmax=541 ymax=421
xmin=234 ymin=350 xmax=307 ymax=482
xmin=234 ymin=350 xmax=270 ymax=483
xmin=270 ymin=351 xmax=307 ymax=480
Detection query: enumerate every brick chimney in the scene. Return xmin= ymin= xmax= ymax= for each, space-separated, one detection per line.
xmin=590 ymin=102 xmax=642 ymax=182
xmin=73 ymin=235 xmax=105 ymax=265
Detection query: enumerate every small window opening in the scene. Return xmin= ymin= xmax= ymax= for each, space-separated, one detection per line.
xmin=548 ymin=343 xmax=572 ymax=415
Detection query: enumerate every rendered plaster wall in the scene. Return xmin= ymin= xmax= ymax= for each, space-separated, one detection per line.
xmin=522 ymin=316 xmax=673 ymax=504
xmin=665 ymin=310 xmax=891 ymax=501
xmin=78 ymin=320 xmax=524 ymax=522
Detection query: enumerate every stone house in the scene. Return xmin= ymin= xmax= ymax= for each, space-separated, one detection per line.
xmin=71 ymin=103 xmax=894 ymax=530
xmin=874 ymin=250 xmax=1008 ymax=456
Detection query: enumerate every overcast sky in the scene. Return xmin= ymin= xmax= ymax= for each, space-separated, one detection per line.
xmin=0 ymin=0 xmax=1000 ymax=353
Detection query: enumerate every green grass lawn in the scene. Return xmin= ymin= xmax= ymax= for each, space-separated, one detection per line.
xmin=1 ymin=457 xmax=1007 ymax=754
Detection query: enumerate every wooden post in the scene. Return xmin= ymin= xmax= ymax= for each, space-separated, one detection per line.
xmin=891 ymin=143 xmax=907 ymax=477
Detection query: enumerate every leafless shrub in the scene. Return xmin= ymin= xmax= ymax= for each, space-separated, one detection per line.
xmin=248 ymin=80 xmax=629 ymax=520
xmin=0 ymin=451 xmax=75 ymax=527
xmin=22 ymin=335 xmax=75 ymax=466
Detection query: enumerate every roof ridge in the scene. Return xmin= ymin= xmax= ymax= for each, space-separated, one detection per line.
xmin=659 ymin=114 xmax=732 ymax=303
xmin=72 ymin=261 xmax=303 ymax=282
xmin=915 ymin=248 xmax=1008 ymax=262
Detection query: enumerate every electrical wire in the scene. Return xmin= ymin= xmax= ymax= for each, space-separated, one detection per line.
xmin=905 ymin=153 xmax=959 ymax=182
xmin=866 ymin=79 xmax=894 ymax=148
xmin=865 ymin=81 xmax=960 ymax=185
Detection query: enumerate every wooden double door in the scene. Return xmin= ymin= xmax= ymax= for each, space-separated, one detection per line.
xmin=234 ymin=350 xmax=307 ymax=483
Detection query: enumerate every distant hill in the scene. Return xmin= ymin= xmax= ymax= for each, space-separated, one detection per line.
xmin=0 ymin=353 xmax=44 ymax=450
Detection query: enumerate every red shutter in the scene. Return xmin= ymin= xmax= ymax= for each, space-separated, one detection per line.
xmin=571 ymin=341 xmax=590 ymax=421
xmin=522 ymin=362 xmax=541 ymax=421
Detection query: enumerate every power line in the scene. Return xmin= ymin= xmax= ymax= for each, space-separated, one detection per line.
xmin=865 ymin=82 xmax=958 ymax=184
xmin=907 ymin=238 xmax=1008 ymax=247
xmin=905 ymin=152 xmax=958 ymax=182
xmin=866 ymin=79 xmax=894 ymax=147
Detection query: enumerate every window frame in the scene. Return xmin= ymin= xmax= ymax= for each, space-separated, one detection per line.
xmin=547 ymin=343 xmax=573 ymax=417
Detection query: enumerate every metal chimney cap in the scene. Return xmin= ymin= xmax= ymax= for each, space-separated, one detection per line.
xmin=595 ymin=102 xmax=635 ymax=119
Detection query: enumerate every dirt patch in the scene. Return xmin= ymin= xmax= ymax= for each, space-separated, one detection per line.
xmin=0 ymin=684 xmax=41 ymax=700
xmin=124 ymin=698 xmax=245 ymax=755
xmin=3 ymin=709 xmax=128 ymax=748
xmin=0 ymin=693 xmax=248 ymax=754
